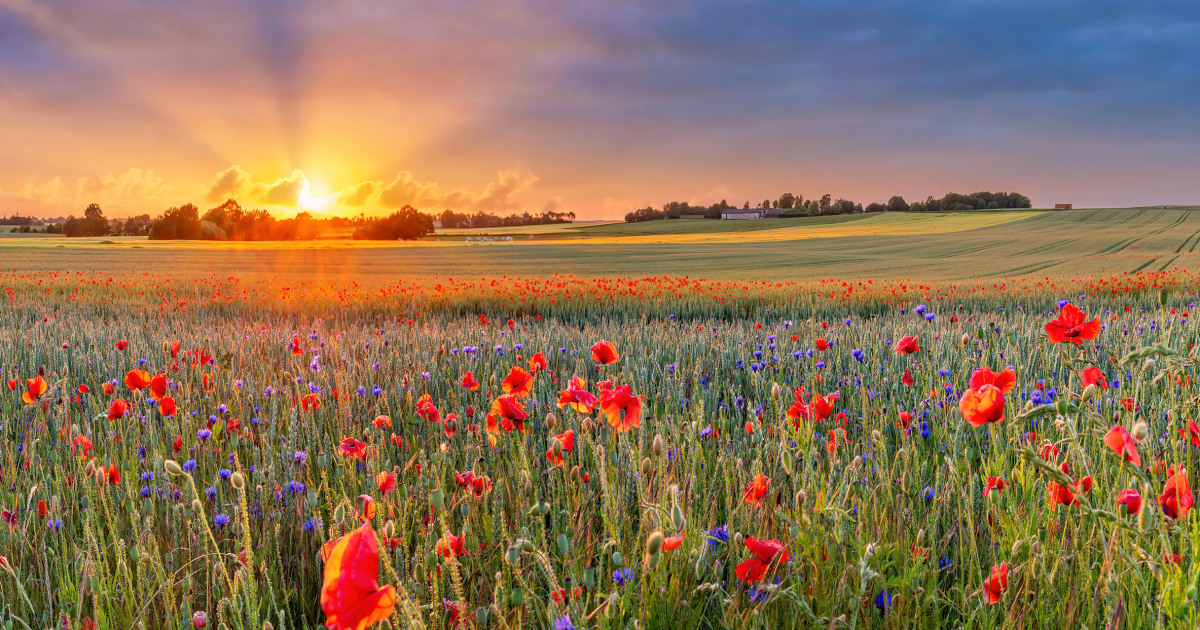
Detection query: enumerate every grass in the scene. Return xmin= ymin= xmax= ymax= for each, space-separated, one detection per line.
xmin=0 ymin=269 xmax=1197 ymax=630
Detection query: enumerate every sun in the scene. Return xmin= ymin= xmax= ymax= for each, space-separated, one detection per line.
xmin=298 ymin=179 xmax=337 ymax=212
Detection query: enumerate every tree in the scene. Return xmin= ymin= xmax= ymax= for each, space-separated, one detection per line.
xmin=149 ymin=204 xmax=201 ymax=240
xmin=887 ymin=196 xmax=910 ymax=213
xmin=865 ymin=202 xmax=887 ymax=213
xmin=353 ymin=206 xmax=435 ymax=240
xmin=819 ymin=194 xmax=832 ymax=211
xmin=777 ymin=193 xmax=796 ymax=209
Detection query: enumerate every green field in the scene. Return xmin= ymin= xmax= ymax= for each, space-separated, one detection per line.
xmin=4 ymin=207 xmax=1200 ymax=281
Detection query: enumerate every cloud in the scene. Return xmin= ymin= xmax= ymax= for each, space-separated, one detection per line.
xmin=17 ymin=176 xmax=68 ymax=204
xmin=376 ymin=168 xmax=539 ymax=213
xmin=334 ymin=180 xmax=379 ymax=207
xmin=203 ymin=166 xmax=308 ymax=207
xmin=75 ymin=168 xmax=169 ymax=202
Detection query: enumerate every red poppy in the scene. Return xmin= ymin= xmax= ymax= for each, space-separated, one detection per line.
xmin=501 ymin=366 xmax=534 ymax=398
xmin=1159 ymin=467 xmax=1194 ymax=520
xmin=1045 ymin=303 xmax=1101 ymax=344
xmin=894 ymin=335 xmax=920 ymax=354
xmin=529 ymin=352 xmax=547 ymax=373
xmin=815 ymin=338 xmax=829 ymax=351
xmin=557 ymin=376 xmax=598 ymax=414
xmin=969 ymin=367 xmax=1017 ymax=394
xmin=376 ymin=472 xmax=396 ymax=495
xmin=1116 ymin=489 xmax=1142 ymax=515
xmin=37 ymin=500 xmax=47 ymax=519
xmin=983 ymin=562 xmax=1008 ymax=604
xmin=5 ymin=379 xmax=14 ymax=391
xmin=663 ymin=531 xmax=685 ymax=551
xmin=901 ymin=369 xmax=913 ymax=386
xmin=320 ymin=521 xmax=397 ymax=630
xmin=960 ymin=384 xmax=1005 ymax=427
xmin=443 ymin=413 xmax=457 ymax=438
xmin=435 ymin=531 xmax=467 ymax=558
xmin=78 ymin=384 xmax=90 ymax=394
xmin=785 ymin=388 xmax=839 ymax=424
xmin=599 ymin=384 xmax=643 ymax=432
xmin=147 ymin=374 xmax=168 ymax=402
xmin=358 ymin=495 xmax=376 ymax=521
xmin=490 ymin=395 xmax=529 ymax=433
xmin=373 ymin=415 xmax=392 ymax=429
xmin=102 ymin=382 xmax=115 ymax=395
xmin=454 ymin=471 xmax=493 ymax=499
xmin=591 ymin=340 xmax=619 ymax=364
xmin=415 ymin=394 xmax=441 ymax=424
xmin=168 ymin=340 xmax=181 ymax=357
xmin=125 ymin=369 xmax=151 ymax=392
xmin=1080 ymin=366 xmax=1108 ymax=389
xmin=22 ymin=376 xmax=47 ymax=405
xmin=984 ymin=476 xmax=1006 ymax=497
xmin=734 ymin=537 xmax=789 ymax=582
xmin=115 ymin=340 xmax=127 ymax=351
xmin=301 ymin=393 xmax=320 ymax=412
xmin=546 ymin=429 xmax=575 ymax=466
xmin=289 ymin=336 xmax=303 ymax=355
xmin=159 ymin=396 xmax=177 ymax=417
xmin=742 ymin=473 xmax=771 ymax=506
xmin=460 ymin=371 xmax=480 ymax=391
xmin=1179 ymin=420 xmax=1200 ymax=448
xmin=1103 ymin=425 xmax=1141 ymax=467
xmin=107 ymin=399 xmax=129 ymax=421
xmin=337 ymin=438 xmax=368 ymax=460
xmin=108 ymin=464 xmax=120 ymax=485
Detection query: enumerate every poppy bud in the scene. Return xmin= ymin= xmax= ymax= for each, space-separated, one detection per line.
xmin=770 ymin=382 xmax=782 ymax=399
xmin=961 ymin=333 xmax=970 ymax=345
xmin=85 ymin=461 xmax=95 ymax=476
xmin=645 ymin=550 xmax=661 ymax=570
xmin=333 ymin=504 xmax=346 ymax=524
xmin=570 ymin=465 xmax=581 ymax=482
xmin=581 ymin=418 xmax=593 ymax=432
xmin=549 ymin=438 xmax=563 ymax=456
xmin=795 ymin=490 xmax=806 ymax=508
xmin=475 ymin=608 xmax=488 ymax=628
xmin=646 ymin=530 xmax=664 ymax=555
xmin=511 ymin=586 xmax=524 ymax=606
xmin=94 ymin=468 xmax=107 ymax=488
xmin=191 ymin=611 xmax=208 ymax=628
xmin=611 ymin=551 xmax=623 ymax=567
xmin=1142 ymin=358 xmax=1156 ymax=372
xmin=641 ymin=458 xmax=652 ymax=476
xmin=230 ymin=471 xmax=245 ymax=490
xmin=192 ymin=499 xmax=202 ymax=513
xmin=1081 ymin=384 xmax=1097 ymax=404
xmin=521 ymin=539 xmax=535 ymax=552
xmin=164 ymin=460 xmax=183 ymax=476
xmin=506 ymin=545 xmax=521 ymax=565
xmin=263 ymin=623 xmax=274 ymax=630
xmin=652 ymin=435 xmax=664 ymax=457
xmin=1132 ymin=421 xmax=1149 ymax=443
xmin=557 ymin=533 xmax=569 ymax=556
xmin=671 ymin=505 xmax=686 ymax=531
xmin=545 ymin=413 xmax=557 ymax=430
xmin=732 ymin=532 xmax=743 ymax=548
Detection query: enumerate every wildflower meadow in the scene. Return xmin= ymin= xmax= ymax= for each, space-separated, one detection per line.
xmin=0 ymin=270 xmax=1198 ymax=629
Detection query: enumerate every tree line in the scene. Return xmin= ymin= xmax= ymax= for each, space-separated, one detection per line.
xmin=435 ymin=209 xmax=575 ymax=229
xmin=625 ymin=191 xmax=1032 ymax=222
xmin=45 ymin=200 xmax=440 ymax=241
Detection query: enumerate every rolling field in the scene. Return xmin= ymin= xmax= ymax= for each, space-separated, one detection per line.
xmin=1 ymin=207 xmax=1199 ymax=281
xmin=1 ymin=207 xmax=1199 ymax=630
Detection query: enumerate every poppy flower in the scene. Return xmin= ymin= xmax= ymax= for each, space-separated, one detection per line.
xmin=1159 ymin=468 xmax=1194 ymax=520
xmin=158 ymin=396 xmax=177 ymax=417
xmin=546 ymin=429 xmax=575 ymax=466
xmin=785 ymin=388 xmax=839 ymax=424
xmin=490 ymin=395 xmax=529 ymax=432
xmin=357 ymin=495 xmax=376 ymax=521
xmin=815 ymin=338 xmax=829 ymax=351
xmin=107 ymin=399 xmax=129 ymax=421
xmin=894 ymin=336 xmax=920 ymax=354
xmin=983 ymin=562 xmax=1008 ymax=604
xmin=435 ymin=531 xmax=467 ymax=558
xmin=460 ymin=371 xmax=480 ymax=391
xmin=5 ymin=379 xmax=14 ymax=390
xmin=743 ymin=473 xmax=771 ymax=506
xmin=77 ymin=384 xmax=89 ymax=394
xmin=734 ymin=537 xmax=789 ymax=582
xmin=557 ymin=376 xmax=599 ymax=414
xmin=443 ymin=413 xmax=457 ymax=438
xmin=599 ymin=384 xmax=643 ymax=433
xmin=115 ymin=340 xmax=127 ymax=351
xmin=591 ymin=340 xmax=619 ymax=365
xmin=1103 ymin=425 xmax=1141 ymax=467
xmin=501 ymin=366 xmax=534 ymax=398
xmin=289 ymin=336 xmax=303 ymax=355
xmin=22 ymin=376 xmax=47 ymax=404
xmin=454 ymin=471 xmax=493 ymax=499
xmin=415 ymin=395 xmax=441 ymax=424
xmin=959 ymin=384 xmax=1005 ymax=427
xmin=1179 ymin=420 xmax=1200 ymax=448
xmin=125 ymin=369 xmax=151 ymax=392
xmin=1045 ymin=303 xmax=1101 ymax=344
xmin=107 ymin=464 xmax=120 ymax=485
xmin=168 ymin=340 xmax=181 ymax=357
xmin=529 ymin=352 xmax=547 ymax=373
xmin=663 ymin=531 xmax=685 ymax=551
xmin=969 ymin=367 xmax=1017 ymax=394
xmin=1116 ymin=489 xmax=1142 ymax=515
xmin=984 ymin=476 xmax=1006 ymax=497
xmin=373 ymin=415 xmax=392 ymax=429
xmin=337 ymin=438 xmax=368 ymax=460
xmin=102 ymin=382 xmax=115 ymax=395
xmin=320 ymin=521 xmax=397 ymax=630
xmin=1080 ymin=366 xmax=1108 ymax=389
xmin=147 ymin=374 xmax=169 ymax=401
xmin=301 ymin=393 xmax=320 ymax=412
xmin=376 ymin=472 xmax=396 ymax=495
xmin=900 ymin=369 xmax=913 ymax=386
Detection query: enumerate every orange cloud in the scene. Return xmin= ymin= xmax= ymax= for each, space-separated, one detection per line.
xmin=376 ymin=168 xmax=539 ymax=212
xmin=205 ymin=166 xmax=308 ymax=207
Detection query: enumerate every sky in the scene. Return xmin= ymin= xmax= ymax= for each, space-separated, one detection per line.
xmin=1 ymin=0 xmax=1199 ymax=220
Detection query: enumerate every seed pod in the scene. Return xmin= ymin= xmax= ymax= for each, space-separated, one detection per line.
xmin=646 ymin=530 xmax=664 ymax=555
xmin=795 ymin=490 xmax=806 ymax=508
xmin=671 ymin=505 xmax=686 ymax=531
xmin=545 ymin=413 xmax=557 ymax=430
xmin=557 ymin=533 xmax=569 ymax=556
xmin=549 ymin=438 xmax=563 ymax=456
xmin=641 ymin=458 xmax=652 ymax=476
xmin=164 ymin=460 xmax=183 ymax=476
xmin=230 ymin=472 xmax=245 ymax=490
xmin=475 ymin=607 xmax=488 ymax=628
xmin=191 ymin=498 xmax=202 ymax=513
xmin=612 ymin=551 xmax=623 ymax=567
xmin=961 ymin=333 xmax=970 ymax=345
xmin=732 ymin=532 xmax=743 ymax=548
xmin=1132 ymin=421 xmax=1149 ymax=443
xmin=652 ymin=435 xmax=664 ymax=457
xmin=1081 ymin=384 xmax=1097 ymax=404
xmin=570 ymin=465 xmax=582 ymax=482
xmin=770 ymin=382 xmax=782 ymax=399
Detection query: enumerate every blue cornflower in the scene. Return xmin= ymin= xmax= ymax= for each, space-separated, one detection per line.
xmin=875 ymin=590 xmax=893 ymax=615
xmin=553 ymin=614 xmax=576 ymax=630
xmin=706 ymin=525 xmax=730 ymax=547
xmin=213 ymin=513 xmax=229 ymax=527
xmin=613 ymin=568 xmax=634 ymax=586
